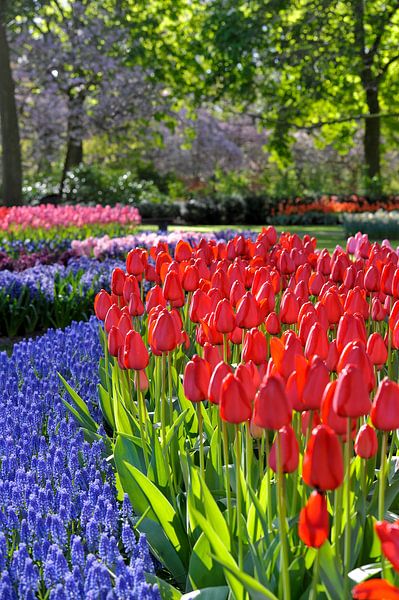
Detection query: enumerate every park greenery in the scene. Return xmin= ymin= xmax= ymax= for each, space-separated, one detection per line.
xmin=1 ymin=0 xmax=399 ymax=207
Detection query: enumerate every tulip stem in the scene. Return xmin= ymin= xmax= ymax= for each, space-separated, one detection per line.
xmin=344 ymin=418 xmax=352 ymax=596
xmin=222 ymin=420 xmax=233 ymax=527
xmin=379 ymin=431 xmax=388 ymax=578
xmin=235 ymin=425 xmax=243 ymax=570
xmin=161 ymin=353 xmax=167 ymax=447
xmin=309 ymin=550 xmax=320 ymax=600
xmin=276 ymin=431 xmax=291 ymax=600
xmin=136 ymin=372 xmax=149 ymax=470
xmin=223 ymin=333 xmax=228 ymax=363
xmin=197 ymin=404 xmax=205 ymax=480
xmin=333 ymin=485 xmax=343 ymax=565
xmin=245 ymin=422 xmax=252 ymax=489
xmin=264 ymin=433 xmax=273 ymax=533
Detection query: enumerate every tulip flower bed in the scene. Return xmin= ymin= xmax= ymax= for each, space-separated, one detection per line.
xmin=70 ymin=230 xmax=251 ymax=260
xmin=0 ymin=316 xmax=159 ymax=599
xmin=59 ymin=227 xmax=399 ymax=599
xmin=0 ymin=203 xmax=141 ymax=231
xmin=0 ymin=257 xmax=124 ymax=337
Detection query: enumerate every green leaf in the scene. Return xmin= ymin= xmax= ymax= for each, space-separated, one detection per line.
xmin=319 ymin=541 xmax=345 ymax=600
xmin=188 ymin=533 xmax=226 ymax=591
xmin=188 ymin=466 xmax=230 ymax=551
xmin=211 ymin=553 xmax=279 ymax=600
xmin=181 ymin=587 xmax=229 ymax=600
xmin=189 ymin=507 xmax=244 ymax=600
xmin=145 ymin=573 xmax=182 ymax=600
xmin=114 ymin=433 xmax=146 ymax=473
xmin=59 ymin=373 xmax=99 ymax=432
xmin=116 ymin=458 xmax=190 ymax=575
xmin=98 ymin=383 xmax=115 ymax=430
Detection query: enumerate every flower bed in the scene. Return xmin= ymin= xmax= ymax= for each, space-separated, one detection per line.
xmin=58 ymin=227 xmax=399 ymax=599
xmin=0 ymin=257 xmax=124 ymax=337
xmin=0 ymin=317 xmax=159 ymax=599
xmin=0 ymin=204 xmax=141 ymax=231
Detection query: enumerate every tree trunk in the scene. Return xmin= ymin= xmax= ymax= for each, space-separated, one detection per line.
xmin=364 ymin=86 xmax=381 ymax=186
xmin=59 ymin=96 xmax=84 ymax=196
xmin=0 ymin=14 xmax=22 ymax=206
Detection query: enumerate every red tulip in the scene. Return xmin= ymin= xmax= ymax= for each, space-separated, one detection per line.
xmin=242 ymin=328 xmax=267 ymax=365
xmin=214 ymin=298 xmax=236 ymax=333
xmin=128 ymin=292 xmax=145 ymax=317
xmin=298 ymin=491 xmax=329 ymax=548
xmin=104 ymin=304 xmax=122 ymax=333
xmin=124 ymin=330 xmax=149 ymax=370
xmin=175 ymin=240 xmax=192 ymax=262
xmin=182 ymin=264 xmax=200 ymax=292
xmin=367 ymin=332 xmax=387 ymax=368
xmin=352 ymin=578 xmax=399 ymax=599
xmin=253 ymin=375 xmax=292 ymax=430
xmin=375 ymin=520 xmax=399 ymax=572
xmin=333 ymin=364 xmax=371 ymax=418
xmin=236 ymin=292 xmax=261 ymax=329
xmin=354 ymin=424 xmax=378 ymax=459
xmin=145 ymin=285 xmax=166 ymax=312
xmin=236 ymin=362 xmax=260 ymax=404
xmin=302 ymin=357 xmax=330 ymax=411
xmin=269 ymin=425 xmax=299 ymax=473
xmin=163 ymin=270 xmax=185 ymax=308
xmin=304 ymin=322 xmax=329 ymax=360
xmin=150 ymin=309 xmax=179 ymax=353
xmin=371 ymin=378 xmax=399 ymax=431
xmin=279 ymin=290 xmax=300 ymax=324
xmin=189 ymin=290 xmax=212 ymax=323
xmin=107 ymin=326 xmax=124 ymax=357
xmin=302 ymin=424 xmax=344 ymax=491
xmin=265 ymin=311 xmax=280 ymax=335
xmin=94 ymin=289 xmax=112 ymax=321
xmin=123 ymin=275 xmax=140 ymax=304
xmin=183 ymin=356 xmax=212 ymax=402
xmin=321 ymin=288 xmax=343 ymax=325
xmin=220 ymin=373 xmax=252 ymax=424
xmin=111 ymin=268 xmax=126 ymax=295
xmin=126 ymin=248 xmax=145 ymax=276
xmin=208 ymin=362 xmax=233 ymax=405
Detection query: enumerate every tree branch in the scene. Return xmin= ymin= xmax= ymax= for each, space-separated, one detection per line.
xmin=243 ymin=110 xmax=399 ymax=131
xmin=369 ymin=2 xmax=399 ymax=58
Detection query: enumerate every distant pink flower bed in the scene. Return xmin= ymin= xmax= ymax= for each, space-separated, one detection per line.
xmin=0 ymin=204 xmax=141 ymax=230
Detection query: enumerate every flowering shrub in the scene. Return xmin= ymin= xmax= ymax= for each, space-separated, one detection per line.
xmin=63 ymin=227 xmax=399 ymax=599
xmin=0 ymin=257 xmax=124 ymax=337
xmin=0 ymin=204 xmax=141 ymax=231
xmin=0 ymin=317 xmax=159 ymax=599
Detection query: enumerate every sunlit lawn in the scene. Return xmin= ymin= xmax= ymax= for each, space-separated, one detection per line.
xmin=141 ymin=224 xmax=399 ymax=253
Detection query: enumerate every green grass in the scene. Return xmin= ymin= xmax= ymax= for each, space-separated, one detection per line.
xmin=139 ymin=224 xmax=399 ymax=253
